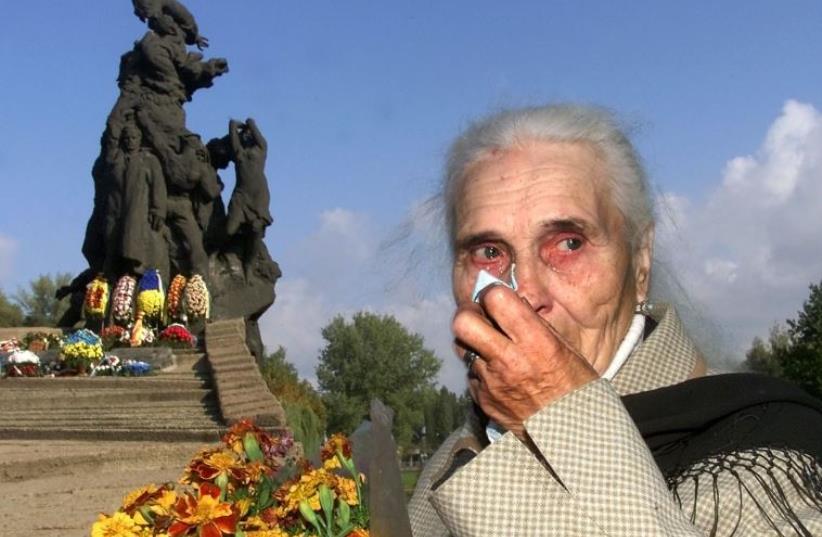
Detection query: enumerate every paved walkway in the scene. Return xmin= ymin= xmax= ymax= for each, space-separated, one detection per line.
xmin=0 ymin=439 xmax=208 ymax=536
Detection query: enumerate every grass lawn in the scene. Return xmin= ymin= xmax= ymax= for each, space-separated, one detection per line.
xmin=402 ymin=468 xmax=421 ymax=500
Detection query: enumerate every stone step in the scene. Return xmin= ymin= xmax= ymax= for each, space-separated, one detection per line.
xmin=215 ymin=385 xmax=275 ymax=404
xmin=0 ymin=414 xmax=222 ymax=427
xmin=206 ymin=344 xmax=248 ymax=354
xmin=0 ymin=377 xmax=208 ymax=390
xmin=172 ymin=348 xmax=207 ymax=356
xmin=203 ymin=326 xmax=244 ymax=338
xmin=209 ymin=362 xmax=262 ymax=377
xmin=208 ymin=351 xmax=254 ymax=365
xmin=221 ymin=399 xmax=284 ymax=420
xmin=215 ymin=375 xmax=268 ymax=392
xmin=0 ymin=427 xmax=224 ymax=442
xmin=0 ymin=389 xmax=215 ymax=410
xmin=2 ymin=404 xmax=219 ymax=419
xmin=168 ymin=353 xmax=208 ymax=368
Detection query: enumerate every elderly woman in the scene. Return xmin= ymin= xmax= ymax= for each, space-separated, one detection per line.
xmin=408 ymin=104 xmax=822 ymax=536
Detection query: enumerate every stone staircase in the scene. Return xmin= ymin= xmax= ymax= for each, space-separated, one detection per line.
xmin=0 ymin=317 xmax=289 ymax=442
xmin=205 ymin=318 xmax=288 ymax=429
xmin=0 ymin=347 xmax=224 ymax=442
xmin=0 ymin=318 xmax=292 ymax=537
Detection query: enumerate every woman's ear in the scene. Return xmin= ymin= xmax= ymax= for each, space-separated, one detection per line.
xmin=633 ymin=225 xmax=654 ymax=302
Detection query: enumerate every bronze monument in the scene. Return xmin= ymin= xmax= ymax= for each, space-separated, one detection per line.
xmin=61 ymin=0 xmax=280 ymax=359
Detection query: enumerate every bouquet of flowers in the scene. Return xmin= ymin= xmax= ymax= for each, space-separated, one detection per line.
xmin=89 ymin=355 xmax=152 ymax=377
xmin=136 ymin=269 xmax=165 ymax=322
xmin=100 ymin=325 xmax=129 ymax=350
xmin=92 ymin=421 xmax=371 ymax=537
xmin=132 ymin=269 xmax=164 ymax=347
xmin=4 ymin=349 xmax=41 ymax=377
xmin=183 ymin=274 xmax=210 ymax=321
xmin=61 ymin=329 xmax=104 ymax=372
xmin=166 ymin=274 xmax=188 ymax=322
xmin=122 ymin=359 xmax=152 ymax=376
xmin=1 ymin=338 xmax=22 ymax=353
xmin=91 ymin=354 xmax=121 ymax=376
xmin=159 ymin=324 xmax=196 ymax=348
xmin=84 ymin=274 xmax=110 ymax=320
xmin=22 ymin=331 xmax=63 ymax=352
xmin=112 ymin=275 xmax=138 ymax=325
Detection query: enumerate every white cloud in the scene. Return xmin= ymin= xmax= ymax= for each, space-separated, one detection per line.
xmin=259 ymin=277 xmax=334 ymax=384
xmin=657 ymin=100 xmax=822 ymax=362
xmin=0 ymin=234 xmax=17 ymax=286
xmin=258 ymin=207 xmax=464 ymax=391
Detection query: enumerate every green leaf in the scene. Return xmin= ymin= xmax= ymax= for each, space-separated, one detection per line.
xmin=337 ymin=499 xmax=351 ymax=525
xmin=215 ymin=472 xmax=229 ymax=497
xmin=137 ymin=506 xmax=154 ymax=525
xmin=256 ymin=479 xmax=272 ymax=510
xmin=319 ymin=483 xmax=334 ymax=530
xmin=243 ymin=432 xmax=264 ymax=462
xmin=299 ymin=500 xmax=324 ymax=535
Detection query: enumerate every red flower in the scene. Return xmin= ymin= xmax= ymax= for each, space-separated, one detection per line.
xmin=168 ymin=483 xmax=237 ymax=537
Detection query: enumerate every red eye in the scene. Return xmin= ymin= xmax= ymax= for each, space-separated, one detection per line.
xmin=469 ymin=244 xmax=509 ymax=274
xmin=557 ymin=237 xmax=583 ymax=252
xmin=542 ymin=235 xmax=585 ymax=272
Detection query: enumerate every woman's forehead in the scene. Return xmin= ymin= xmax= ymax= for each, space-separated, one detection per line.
xmin=455 ymin=141 xmax=615 ymax=231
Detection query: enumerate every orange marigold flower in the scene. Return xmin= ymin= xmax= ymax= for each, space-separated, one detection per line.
xmin=347 ymin=529 xmax=370 ymax=537
xmin=245 ymin=530 xmax=291 ymax=537
xmin=321 ymin=433 xmax=352 ymax=462
xmin=274 ymin=467 xmax=360 ymax=519
xmin=121 ymin=483 xmax=176 ymax=516
xmin=168 ymin=482 xmax=237 ymax=537
xmin=181 ymin=448 xmax=247 ymax=487
xmin=221 ymin=419 xmax=293 ymax=463
xmin=91 ymin=512 xmax=141 ymax=537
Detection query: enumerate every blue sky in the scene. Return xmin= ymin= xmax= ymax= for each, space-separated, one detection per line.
xmin=2 ymin=1 xmax=822 ymax=389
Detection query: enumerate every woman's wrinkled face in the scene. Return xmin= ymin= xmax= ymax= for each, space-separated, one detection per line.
xmin=451 ymin=140 xmax=652 ymax=374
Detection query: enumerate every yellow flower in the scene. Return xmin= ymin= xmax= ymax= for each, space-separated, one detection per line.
xmin=335 ymin=476 xmax=359 ymax=506
xmin=137 ymin=289 xmax=164 ymax=318
xmin=245 ymin=530 xmax=291 ymax=537
xmin=235 ymin=497 xmax=254 ymax=518
xmin=122 ymin=484 xmax=160 ymax=511
xmin=91 ymin=512 xmax=141 ymax=537
xmin=322 ymin=456 xmax=342 ymax=470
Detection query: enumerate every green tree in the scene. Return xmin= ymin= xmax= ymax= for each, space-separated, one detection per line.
xmin=422 ymin=386 xmax=469 ymax=452
xmin=784 ymin=281 xmax=822 ymax=397
xmin=260 ymin=346 xmax=327 ymax=456
xmin=0 ymin=289 xmax=24 ymax=327
xmin=744 ymin=325 xmax=791 ymax=377
xmin=745 ymin=280 xmax=822 ymax=398
xmin=316 ymin=312 xmax=441 ymax=449
xmin=14 ymin=273 xmax=72 ymax=326
xmin=787 ymin=281 xmax=822 ymax=352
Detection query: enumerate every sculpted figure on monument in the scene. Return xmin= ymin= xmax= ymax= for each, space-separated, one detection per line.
xmin=137 ymin=109 xmax=220 ymax=276
xmin=132 ymin=0 xmax=209 ymax=50
xmin=69 ymin=2 xmax=280 ymax=360
xmin=105 ymin=122 xmax=169 ymax=279
xmin=227 ymin=118 xmax=273 ymax=277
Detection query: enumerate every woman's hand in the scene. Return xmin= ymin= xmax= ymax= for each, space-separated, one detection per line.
xmin=453 ymin=285 xmax=597 ymax=438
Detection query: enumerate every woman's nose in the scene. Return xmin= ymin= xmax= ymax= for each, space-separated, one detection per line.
xmin=513 ymin=258 xmax=552 ymax=313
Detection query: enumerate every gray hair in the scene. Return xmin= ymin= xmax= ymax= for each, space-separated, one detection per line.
xmin=443 ymin=104 xmax=653 ymax=253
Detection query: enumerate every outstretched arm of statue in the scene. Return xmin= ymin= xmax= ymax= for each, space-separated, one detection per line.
xmin=229 ymin=119 xmax=242 ymax=157
xmin=245 ymin=118 xmax=267 ymax=153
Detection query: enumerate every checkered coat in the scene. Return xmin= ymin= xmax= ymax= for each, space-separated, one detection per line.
xmin=408 ymin=306 xmax=822 ymax=536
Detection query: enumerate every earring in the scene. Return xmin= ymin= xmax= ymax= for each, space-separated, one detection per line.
xmin=635 ymin=300 xmax=653 ymax=315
